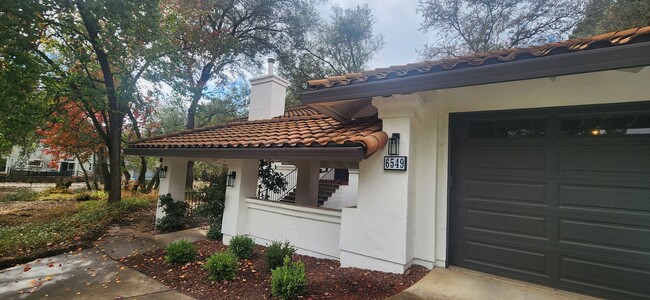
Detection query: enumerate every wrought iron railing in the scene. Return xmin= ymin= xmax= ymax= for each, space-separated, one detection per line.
xmin=258 ymin=167 xmax=299 ymax=201
xmin=184 ymin=190 xmax=207 ymax=219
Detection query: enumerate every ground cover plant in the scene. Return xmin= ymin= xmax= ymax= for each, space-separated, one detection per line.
xmin=0 ymin=191 xmax=156 ymax=268
xmin=124 ymin=240 xmax=429 ymax=300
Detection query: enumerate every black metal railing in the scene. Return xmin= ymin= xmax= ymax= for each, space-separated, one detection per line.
xmin=184 ymin=190 xmax=207 ymax=219
xmin=9 ymin=168 xmax=75 ymax=177
xmin=258 ymin=167 xmax=299 ymax=201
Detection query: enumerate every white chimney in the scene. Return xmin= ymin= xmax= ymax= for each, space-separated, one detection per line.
xmin=248 ymin=58 xmax=289 ymax=121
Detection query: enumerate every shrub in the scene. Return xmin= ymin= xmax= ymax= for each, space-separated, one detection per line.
xmin=206 ymin=222 xmax=222 ymax=241
xmin=229 ymin=235 xmax=255 ymax=259
xmin=271 ymin=257 xmax=308 ymax=300
xmin=165 ymin=239 xmax=198 ymax=264
xmin=75 ymin=192 xmax=93 ymax=202
xmin=265 ymin=241 xmax=297 ymax=271
xmin=203 ymin=251 xmax=238 ymax=281
xmin=4 ymin=188 xmax=40 ymax=201
xmin=156 ymin=194 xmax=188 ymax=232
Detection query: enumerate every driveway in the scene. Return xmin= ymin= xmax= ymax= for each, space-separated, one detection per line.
xmin=0 ymin=227 xmax=206 ymax=299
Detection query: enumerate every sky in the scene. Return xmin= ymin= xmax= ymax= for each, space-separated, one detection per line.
xmin=316 ymin=0 xmax=435 ymax=69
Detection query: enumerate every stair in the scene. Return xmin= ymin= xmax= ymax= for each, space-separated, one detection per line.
xmin=280 ymin=180 xmax=343 ymax=206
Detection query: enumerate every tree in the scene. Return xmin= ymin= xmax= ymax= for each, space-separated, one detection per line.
xmin=278 ymin=4 xmax=384 ymax=103
xmin=3 ymin=0 xmax=164 ymax=202
xmin=39 ymin=99 xmax=103 ymax=190
xmin=417 ymin=0 xmax=585 ymax=59
xmin=573 ymin=0 xmax=650 ymax=37
xmin=154 ymin=0 xmax=318 ymax=188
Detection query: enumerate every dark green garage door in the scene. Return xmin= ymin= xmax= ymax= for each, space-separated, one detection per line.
xmin=449 ymin=102 xmax=650 ymax=300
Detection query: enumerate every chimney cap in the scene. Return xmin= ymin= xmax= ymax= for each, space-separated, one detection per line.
xmin=267 ymin=58 xmax=276 ymax=75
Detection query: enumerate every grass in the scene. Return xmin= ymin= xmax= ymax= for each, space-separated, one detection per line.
xmin=0 ymin=195 xmax=155 ymax=267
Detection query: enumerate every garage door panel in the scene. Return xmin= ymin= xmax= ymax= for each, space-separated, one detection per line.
xmin=559 ymin=256 xmax=650 ymax=299
xmin=559 ymin=218 xmax=650 ymax=254
xmin=465 ymin=148 xmax=546 ymax=171
xmin=559 ymin=184 xmax=650 ymax=214
xmin=459 ymin=239 xmax=550 ymax=276
xmin=558 ymin=150 xmax=650 ymax=176
xmin=464 ymin=208 xmax=548 ymax=238
xmin=465 ymin=179 xmax=547 ymax=205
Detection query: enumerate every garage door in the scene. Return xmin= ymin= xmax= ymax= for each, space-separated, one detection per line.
xmin=449 ymin=102 xmax=650 ymax=299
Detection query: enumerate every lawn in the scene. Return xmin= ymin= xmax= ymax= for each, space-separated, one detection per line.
xmin=0 ymin=187 xmax=157 ymax=269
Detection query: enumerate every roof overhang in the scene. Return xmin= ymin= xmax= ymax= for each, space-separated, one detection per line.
xmin=124 ymin=147 xmax=365 ymax=161
xmin=300 ymin=42 xmax=650 ymax=105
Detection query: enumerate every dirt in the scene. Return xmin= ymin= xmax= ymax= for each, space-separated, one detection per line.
xmin=123 ymin=240 xmax=428 ymax=300
xmin=0 ymin=200 xmax=80 ymax=226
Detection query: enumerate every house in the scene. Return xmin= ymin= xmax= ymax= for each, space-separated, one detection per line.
xmin=1 ymin=145 xmax=93 ymax=177
xmin=125 ymin=27 xmax=650 ymax=299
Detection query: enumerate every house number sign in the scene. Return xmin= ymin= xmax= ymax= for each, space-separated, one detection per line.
xmin=384 ymin=156 xmax=407 ymax=171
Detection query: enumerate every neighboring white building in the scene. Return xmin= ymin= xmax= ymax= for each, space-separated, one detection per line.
xmin=125 ymin=28 xmax=650 ymax=299
xmin=1 ymin=145 xmax=92 ymax=176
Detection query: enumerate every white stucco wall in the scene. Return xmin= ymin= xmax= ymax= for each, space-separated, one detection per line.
xmin=245 ymin=198 xmax=341 ymax=259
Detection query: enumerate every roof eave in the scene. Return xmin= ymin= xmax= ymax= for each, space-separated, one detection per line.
xmin=124 ymin=147 xmax=366 ymax=162
xmin=300 ymin=42 xmax=650 ymax=104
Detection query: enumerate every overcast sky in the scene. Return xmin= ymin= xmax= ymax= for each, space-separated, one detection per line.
xmin=317 ymin=0 xmax=434 ymax=69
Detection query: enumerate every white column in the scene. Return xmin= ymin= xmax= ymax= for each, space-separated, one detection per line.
xmin=221 ymin=159 xmax=259 ymax=243
xmin=156 ymin=157 xmax=189 ymax=221
xmin=294 ymin=160 xmax=320 ymax=206
xmin=339 ymin=94 xmax=423 ymax=273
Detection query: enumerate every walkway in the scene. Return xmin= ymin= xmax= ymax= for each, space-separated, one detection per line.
xmin=389 ymin=267 xmax=600 ymax=300
xmin=0 ymin=227 xmax=206 ymax=300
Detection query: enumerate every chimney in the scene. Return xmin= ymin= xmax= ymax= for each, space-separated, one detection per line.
xmin=248 ymin=58 xmax=289 ymax=121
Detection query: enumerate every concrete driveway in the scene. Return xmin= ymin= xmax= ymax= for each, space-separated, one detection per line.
xmin=0 ymin=227 xmax=206 ymax=300
xmin=389 ymin=267 xmax=601 ymax=300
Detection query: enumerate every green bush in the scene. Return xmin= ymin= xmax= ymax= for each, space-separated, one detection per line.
xmin=229 ymin=235 xmax=255 ymax=259
xmin=156 ymin=194 xmax=188 ymax=232
xmin=265 ymin=241 xmax=296 ymax=271
xmin=203 ymin=251 xmax=238 ymax=281
xmin=271 ymin=257 xmax=308 ymax=300
xmin=4 ymin=188 xmax=40 ymax=201
xmin=206 ymin=222 xmax=222 ymax=241
xmin=165 ymin=239 xmax=198 ymax=264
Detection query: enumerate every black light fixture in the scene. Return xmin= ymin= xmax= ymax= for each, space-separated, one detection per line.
xmin=226 ymin=171 xmax=236 ymax=187
xmin=388 ymin=133 xmax=400 ymax=155
xmin=159 ymin=166 xmax=168 ymax=178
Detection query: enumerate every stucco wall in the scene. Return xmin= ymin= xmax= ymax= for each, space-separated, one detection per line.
xmin=245 ymin=198 xmax=341 ymax=259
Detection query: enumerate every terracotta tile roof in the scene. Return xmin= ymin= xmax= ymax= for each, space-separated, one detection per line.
xmin=307 ymin=26 xmax=650 ymax=90
xmin=228 ymin=105 xmax=321 ymax=123
xmin=129 ymin=111 xmax=387 ymax=158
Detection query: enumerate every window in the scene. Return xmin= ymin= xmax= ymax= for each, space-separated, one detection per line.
xmin=560 ymin=113 xmax=650 ymax=136
xmin=468 ymin=119 xmax=546 ymax=138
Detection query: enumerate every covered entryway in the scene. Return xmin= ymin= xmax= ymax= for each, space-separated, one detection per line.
xmin=449 ymin=102 xmax=650 ymax=299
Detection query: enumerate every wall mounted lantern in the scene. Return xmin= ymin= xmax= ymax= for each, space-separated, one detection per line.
xmin=226 ymin=171 xmax=237 ymax=187
xmin=388 ymin=133 xmax=400 ymax=155
xmin=159 ymin=166 xmax=168 ymax=178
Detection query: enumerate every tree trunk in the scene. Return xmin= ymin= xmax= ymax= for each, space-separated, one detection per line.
xmin=120 ymin=159 xmax=131 ymax=189
xmin=92 ymin=154 xmax=99 ymax=190
xmin=75 ymin=153 xmax=92 ymax=191
xmin=146 ymin=166 xmax=160 ymax=191
xmin=98 ymin=148 xmax=111 ymax=192
xmin=133 ymin=156 xmax=147 ymax=192
xmin=184 ymin=62 xmax=214 ymax=189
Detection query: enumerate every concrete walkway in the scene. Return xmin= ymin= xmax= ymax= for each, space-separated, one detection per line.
xmin=0 ymin=227 xmax=206 ymax=300
xmin=389 ymin=267 xmax=601 ymax=300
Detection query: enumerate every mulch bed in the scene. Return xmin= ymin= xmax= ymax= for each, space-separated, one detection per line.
xmin=123 ymin=240 xmax=428 ymax=300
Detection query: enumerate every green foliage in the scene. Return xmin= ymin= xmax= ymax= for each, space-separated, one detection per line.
xmin=165 ymin=239 xmax=198 ymax=264
xmin=266 ymin=241 xmax=297 ymax=271
xmin=203 ymin=251 xmax=238 ymax=281
xmin=3 ymin=188 xmax=40 ymax=202
xmin=195 ymin=169 xmax=227 ymax=223
xmin=228 ymin=235 xmax=255 ymax=259
xmin=279 ymin=4 xmax=384 ymax=102
xmin=573 ymin=0 xmax=650 ymax=37
xmin=206 ymin=222 xmax=223 ymax=241
xmin=271 ymin=256 xmax=308 ymax=300
xmin=156 ymin=193 xmax=188 ymax=232
xmin=0 ymin=197 xmax=153 ymax=259
xmin=417 ymin=0 xmax=584 ymax=59
xmin=257 ymin=160 xmax=288 ymax=200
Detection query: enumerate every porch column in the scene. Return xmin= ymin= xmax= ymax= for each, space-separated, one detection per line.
xmin=293 ymin=160 xmax=320 ymax=206
xmin=156 ymin=157 xmax=189 ymax=221
xmin=339 ymin=94 xmax=423 ymax=273
xmin=221 ymin=159 xmax=259 ymax=243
